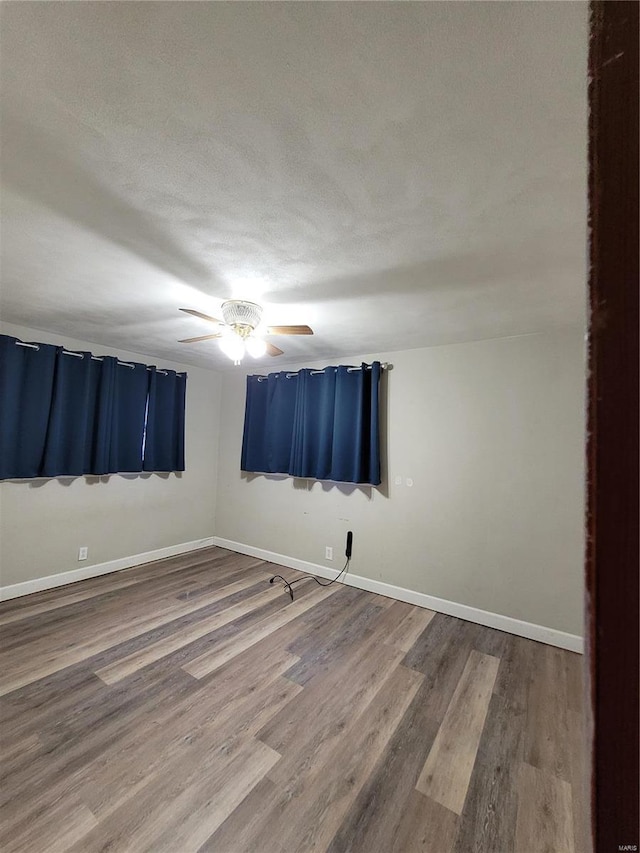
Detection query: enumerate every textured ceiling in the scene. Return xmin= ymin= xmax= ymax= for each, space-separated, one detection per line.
xmin=0 ymin=2 xmax=588 ymax=370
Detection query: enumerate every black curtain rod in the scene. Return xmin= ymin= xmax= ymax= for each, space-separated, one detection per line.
xmin=254 ymin=362 xmax=389 ymax=381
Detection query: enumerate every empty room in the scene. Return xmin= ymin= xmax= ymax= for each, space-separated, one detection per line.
xmin=2 ymin=1 xmax=633 ymax=851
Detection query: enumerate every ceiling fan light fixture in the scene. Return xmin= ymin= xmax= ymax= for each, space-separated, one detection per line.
xmin=179 ymin=299 xmax=312 ymax=362
xmin=245 ymin=336 xmax=267 ymax=358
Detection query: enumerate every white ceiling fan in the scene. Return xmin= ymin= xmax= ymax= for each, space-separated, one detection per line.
xmin=178 ymin=300 xmax=313 ymax=364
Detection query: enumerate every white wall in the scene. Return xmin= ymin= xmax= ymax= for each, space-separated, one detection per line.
xmin=214 ymin=328 xmax=586 ymax=637
xmin=0 ymin=322 xmax=221 ymax=589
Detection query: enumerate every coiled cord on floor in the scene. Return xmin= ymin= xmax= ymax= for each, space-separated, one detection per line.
xmin=269 ymin=558 xmax=350 ymax=601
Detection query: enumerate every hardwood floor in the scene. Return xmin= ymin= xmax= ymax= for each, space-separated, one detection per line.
xmin=0 ymin=547 xmax=588 ymax=852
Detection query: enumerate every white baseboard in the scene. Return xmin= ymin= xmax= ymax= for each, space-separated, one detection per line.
xmin=1 ymin=535 xmax=585 ymax=654
xmin=213 ymin=537 xmax=584 ymax=654
xmin=0 ymin=537 xmax=216 ymax=601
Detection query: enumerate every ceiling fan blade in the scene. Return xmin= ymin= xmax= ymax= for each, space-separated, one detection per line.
xmin=179 ymin=308 xmax=222 ymax=325
xmin=266 ymin=325 xmax=314 ymax=336
xmin=178 ymin=333 xmax=223 ymax=343
xmin=266 ymin=342 xmax=284 ymax=357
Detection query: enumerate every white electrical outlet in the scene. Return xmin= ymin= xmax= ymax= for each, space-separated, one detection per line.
xmin=325 ymin=546 xmax=333 ymax=560
xmin=78 ymin=546 xmax=88 ymax=561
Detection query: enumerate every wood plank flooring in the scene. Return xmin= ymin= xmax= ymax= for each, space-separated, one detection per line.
xmin=0 ymin=547 xmax=588 ymax=852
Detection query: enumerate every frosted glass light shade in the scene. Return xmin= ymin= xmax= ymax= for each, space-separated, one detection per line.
xmin=219 ymin=335 xmax=245 ymax=362
xmin=246 ymin=337 xmax=267 ymax=358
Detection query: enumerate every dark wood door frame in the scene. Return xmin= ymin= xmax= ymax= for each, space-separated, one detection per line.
xmin=587 ymin=2 xmax=639 ymax=850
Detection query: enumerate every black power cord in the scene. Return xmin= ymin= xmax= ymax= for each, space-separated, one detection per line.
xmin=269 ymin=557 xmax=350 ymax=601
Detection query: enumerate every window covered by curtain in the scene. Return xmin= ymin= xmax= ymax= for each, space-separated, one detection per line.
xmin=241 ymin=362 xmax=381 ymax=485
xmin=41 ymin=350 xmax=111 ymax=477
xmin=107 ymin=360 xmax=150 ymax=473
xmin=0 ymin=335 xmax=187 ymax=479
xmin=143 ymin=368 xmax=187 ymax=472
xmin=241 ymin=371 xmax=299 ymax=474
xmin=0 ymin=336 xmax=59 ymax=479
